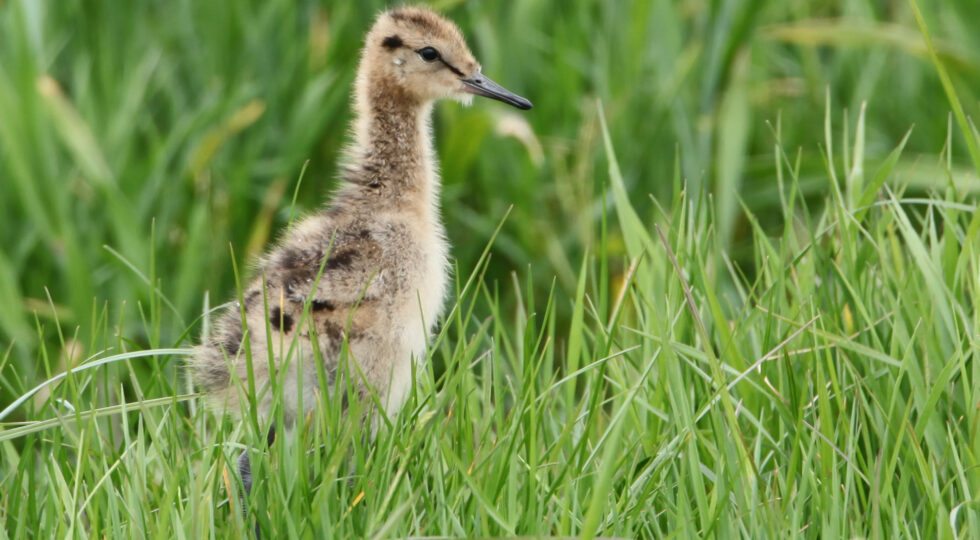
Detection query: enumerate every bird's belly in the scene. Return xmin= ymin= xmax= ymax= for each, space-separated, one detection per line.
xmin=382 ymin=305 xmax=439 ymax=415
xmin=401 ymin=240 xmax=448 ymax=360
xmin=382 ymin=232 xmax=448 ymax=413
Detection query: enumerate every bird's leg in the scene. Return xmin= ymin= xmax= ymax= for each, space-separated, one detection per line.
xmin=238 ymin=424 xmax=276 ymax=538
xmin=237 ymin=448 xmax=254 ymax=497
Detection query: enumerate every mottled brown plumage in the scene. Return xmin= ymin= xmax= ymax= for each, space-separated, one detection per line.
xmin=191 ymin=6 xmax=531 ymax=428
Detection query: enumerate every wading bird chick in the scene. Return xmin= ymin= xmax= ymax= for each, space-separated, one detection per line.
xmin=190 ymin=6 xmax=531 ymax=493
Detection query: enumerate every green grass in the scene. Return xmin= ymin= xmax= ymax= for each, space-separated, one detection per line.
xmin=2 ymin=0 xmax=980 ymax=537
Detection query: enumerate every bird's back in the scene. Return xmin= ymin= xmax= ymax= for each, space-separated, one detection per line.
xmin=192 ymin=196 xmax=448 ymax=424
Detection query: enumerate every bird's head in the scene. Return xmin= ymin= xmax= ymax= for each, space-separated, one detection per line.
xmin=361 ymin=6 xmax=532 ymax=110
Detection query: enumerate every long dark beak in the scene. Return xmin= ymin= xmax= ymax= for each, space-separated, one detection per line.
xmin=461 ymin=73 xmax=532 ymax=110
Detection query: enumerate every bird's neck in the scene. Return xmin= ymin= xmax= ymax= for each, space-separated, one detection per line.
xmin=344 ymin=72 xmax=439 ymax=216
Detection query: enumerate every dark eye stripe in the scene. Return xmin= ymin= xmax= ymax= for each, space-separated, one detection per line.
xmin=415 ymin=46 xmax=465 ymax=77
xmin=439 ymin=59 xmax=464 ymax=77
xmin=382 ymin=35 xmax=403 ymax=49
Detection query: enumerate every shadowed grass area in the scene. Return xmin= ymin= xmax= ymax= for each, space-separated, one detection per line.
xmin=1 ymin=0 xmax=979 ymax=537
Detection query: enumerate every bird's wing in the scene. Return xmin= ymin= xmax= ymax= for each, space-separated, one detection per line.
xmin=256 ymin=221 xmax=390 ymax=315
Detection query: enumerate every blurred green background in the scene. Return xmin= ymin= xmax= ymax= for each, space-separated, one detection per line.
xmin=0 ymin=0 xmax=978 ymax=401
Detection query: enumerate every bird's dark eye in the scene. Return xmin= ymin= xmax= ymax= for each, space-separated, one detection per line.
xmin=417 ymin=47 xmax=440 ymax=62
